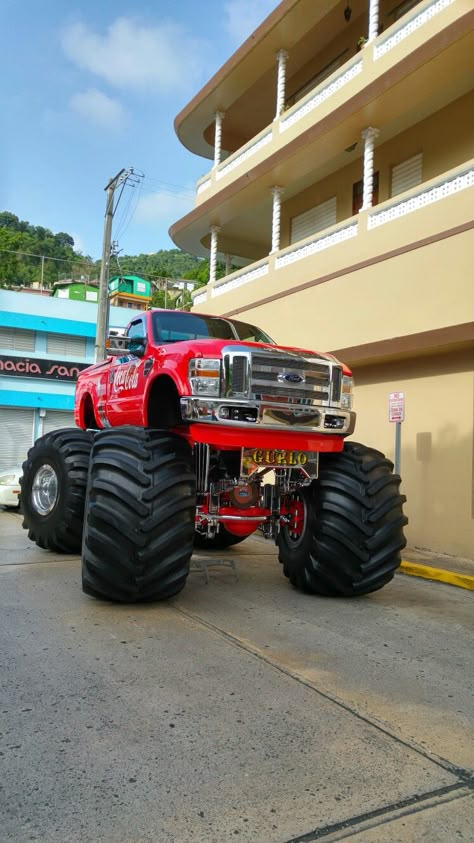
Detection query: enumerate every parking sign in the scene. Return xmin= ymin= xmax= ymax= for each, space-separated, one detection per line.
xmin=389 ymin=392 xmax=405 ymax=423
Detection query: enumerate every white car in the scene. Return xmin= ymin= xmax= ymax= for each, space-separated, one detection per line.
xmin=0 ymin=467 xmax=22 ymax=508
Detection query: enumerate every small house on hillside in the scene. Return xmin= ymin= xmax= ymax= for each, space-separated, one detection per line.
xmin=108 ymin=274 xmax=151 ymax=310
xmin=53 ymin=279 xmax=99 ymax=303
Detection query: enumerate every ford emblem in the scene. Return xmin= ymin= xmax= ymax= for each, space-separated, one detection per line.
xmin=278 ymin=372 xmax=305 ymax=384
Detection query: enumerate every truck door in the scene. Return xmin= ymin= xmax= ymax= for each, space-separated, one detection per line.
xmin=105 ymin=316 xmax=149 ymax=426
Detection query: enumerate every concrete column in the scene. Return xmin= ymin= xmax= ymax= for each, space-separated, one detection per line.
xmin=225 ymin=254 xmax=232 ymax=276
xmin=361 ymin=127 xmax=379 ymax=211
xmin=270 ymin=187 xmax=284 ymax=253
xmin=209 ymin=226 xmax=220 ymax=284
xmin=368 ymin=0 xmax=380 ymax=42
xmin=213 ymin=111 xmax=225 ymax=168
xmin=275 ymin=50 xmax=289 ymax=118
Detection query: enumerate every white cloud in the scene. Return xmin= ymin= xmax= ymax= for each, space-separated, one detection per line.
xmin=61 ymin=17 xmax=203 ymax=93
xmin=71 ymin=232 xmax=86 ymax=254
xmin=135 ymin=190 xmax=193 ymax=225
xmin=69 ymin=88 xmax=125 ymax=129
xmin=223 ymin=0 xmax=277 ymax=46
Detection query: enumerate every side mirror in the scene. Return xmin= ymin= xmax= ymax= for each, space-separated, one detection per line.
xmin=105 ymin=334 xmax=147 ymax=357
xmin=128 ymin=336 xmax=146 ymax=357
xmin=105 ymin=334 xmax=129 ymax=356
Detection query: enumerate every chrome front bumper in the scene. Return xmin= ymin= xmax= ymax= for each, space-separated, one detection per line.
xmin=180 ymin=397 xmax=355 ymax=435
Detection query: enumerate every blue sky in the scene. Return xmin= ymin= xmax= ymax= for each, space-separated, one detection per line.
xmin=1 ymin=0 xmax=276 ymax=259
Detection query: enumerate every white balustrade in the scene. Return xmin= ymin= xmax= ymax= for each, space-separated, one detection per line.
xmin=197 ymin=177 xmax=211 ymax=195
xmin=211 ymin=262 xmax=269 ymax=297
xmin=368 ymin=167 xmax=474 ymax=229
xmin=280 ymin=60 xmax=362 ymax=133
xmin=275 ymin=223 xmax=358 ymax=269
xmin=374 ymin=0 xmax=455 ymax=59
xmin=193 ymin=291 xmax=208 ymax=306
xmin=215 ymin=130 xmax=272 ymax=181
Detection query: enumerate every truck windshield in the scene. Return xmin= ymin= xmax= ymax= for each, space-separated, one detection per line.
xmin=151 ymin=312 xmax=274 ymax=345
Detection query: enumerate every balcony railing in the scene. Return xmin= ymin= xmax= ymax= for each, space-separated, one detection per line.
xmin=210 ymin=259 xmax=270 ymax=299
xmin=216 ymin=127 xmax=273 ymax=182
xmin=192 ymin=161 xmax=473 ymax=305
xmin=275 ymin=220 xmax=358 ymax=269
xmin=367 ymin=161 xmax=474 ymax=228
xmin=374 ymin=0 xmax=455 ymax=59
xmin=279 ymin=56 xmax=363 ymax=134
xmin=196 ymin=175 xmax=212 ymax=195
xmin=195 ymin=128 xmax=273 ymax=198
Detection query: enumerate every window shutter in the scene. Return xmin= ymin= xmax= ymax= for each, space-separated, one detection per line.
xmin=46 ymin=333 xmax=86 ymax=358
xmin=391 ymin=153 xmax=422 ymax=197
xmin=42 ymin=410 xmax=75 ymax=435
xmin=0 ymin=327 xmax=35 ymax=351
xmin=0 ymin=407 xmax=35 ymax=470
xmin=290 ymin=197 xmax=337 ymax=244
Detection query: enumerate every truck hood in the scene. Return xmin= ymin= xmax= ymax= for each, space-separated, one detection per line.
xmin=165 ymin=339 xmax=351 ymax=375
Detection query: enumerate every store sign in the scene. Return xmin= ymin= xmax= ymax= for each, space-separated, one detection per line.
xmin=389 ymin=391 xmax=405 ymax=423
xmin=0 ymin=355 xmax=90 ymax=382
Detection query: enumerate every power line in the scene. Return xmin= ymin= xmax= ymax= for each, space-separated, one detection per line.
xmin=139 ymin=174 xmax=194 ymax=195
xmin=0 ymin=247 xmax=94 ymax=267
xmin=115 ymin=179 xmax=144 ymax=243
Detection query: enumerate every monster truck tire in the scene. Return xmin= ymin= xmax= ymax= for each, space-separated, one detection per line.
xmin=82 ymin=427 xmax=196 ymax=603
xmin=194 ymin=526 xmax=247 ymax=550
xmin=278 ymin=441 xmax=408 ymax=596
xmin=21 ymin=428 xmax=93 ymax=553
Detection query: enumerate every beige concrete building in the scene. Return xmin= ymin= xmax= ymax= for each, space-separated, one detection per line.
xmin=170 ymin=0 xmax=474 ymax=558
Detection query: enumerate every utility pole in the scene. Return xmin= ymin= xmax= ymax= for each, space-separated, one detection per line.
xmin=95 ymin=167 xmax=144 ymax=361
xmin=95 ymin=169 xmax=125 ymax=362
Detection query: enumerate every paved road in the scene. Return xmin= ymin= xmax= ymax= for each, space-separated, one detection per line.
xmin=0 ymin=509 xmax=472 ymax=842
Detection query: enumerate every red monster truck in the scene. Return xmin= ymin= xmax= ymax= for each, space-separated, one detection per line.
xmin=21 ymin=309 xmax=407 ymax=602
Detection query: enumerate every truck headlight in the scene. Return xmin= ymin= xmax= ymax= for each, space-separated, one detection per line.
xmin=341 ymin=376 xmax=354 ymax=409
xmin=189 ymin=358 xmax=221 ymax=397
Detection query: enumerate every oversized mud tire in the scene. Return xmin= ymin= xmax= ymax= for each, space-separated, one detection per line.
xmin=21 ymin=428 xmax=93 ymax=553
xmin=278 ymin=441 xmax=408 ymax=596
xmin=82 ymin=427 xmax=196 ymax=603
xmin=194 ymin=526 xmax=247 ymax=550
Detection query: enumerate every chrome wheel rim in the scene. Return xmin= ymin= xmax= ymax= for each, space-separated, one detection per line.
xmin=31 ymin=464 xmax=59 ymax=516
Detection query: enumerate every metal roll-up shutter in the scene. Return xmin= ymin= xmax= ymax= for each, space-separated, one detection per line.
xmin=0 ymin=327 xmax=35 ymax=351
xmin=46 ymin=333 xmax=86 ymax=358
xmin=391 ymin=153 xmax=423 ymax=197
xmin=0 ymin=407 xmax=35 ymax=470
xmin=290 ymin=196 xmax=337 ymax=244
xmin=42 ymin=410 xmax=76 ymax=436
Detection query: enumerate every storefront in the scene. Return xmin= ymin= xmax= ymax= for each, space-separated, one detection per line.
xmin=0 ymin=289 xmax=130 ymax=471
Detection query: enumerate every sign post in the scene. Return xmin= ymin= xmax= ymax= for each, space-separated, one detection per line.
xmin=389 ymin=391 xmax=405 ymax=475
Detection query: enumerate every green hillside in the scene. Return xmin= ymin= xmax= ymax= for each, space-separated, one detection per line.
xmin=0 ymin=212 xmax=224 ymax=301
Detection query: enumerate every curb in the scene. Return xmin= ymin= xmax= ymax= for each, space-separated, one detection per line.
xmin=399 ymin=560 xmax=474 ymax=591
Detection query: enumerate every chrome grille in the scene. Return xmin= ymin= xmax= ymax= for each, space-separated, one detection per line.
xmin=231 ymin=355 xmax=247 ymax=393
xmin=222 ymin=346 xmax=343 ymax=406
xmin=250 ymin=351 xmax=340 ymax=405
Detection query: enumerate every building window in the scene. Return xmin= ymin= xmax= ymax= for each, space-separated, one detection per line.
xmin=290 ymin=196 xmax=337 ymax=244
xmin=352 ymin=173 xmax=379 ymax=215
xmin=0 ymin=327 xmax=35 ymax=351
xmin=391 ymin=153 xmax=423 ymax=197
xmin=46 ymin=333 xmax=86 ymax=358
